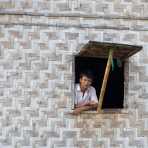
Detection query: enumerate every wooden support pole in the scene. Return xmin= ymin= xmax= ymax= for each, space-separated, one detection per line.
xmin=97 ymin=49 xmax=113 ymax=113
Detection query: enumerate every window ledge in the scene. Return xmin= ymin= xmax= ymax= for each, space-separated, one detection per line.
xmin=70 ymin=108 xmax=129 ymax=114
xmin=84 ymin=109 xmax=129 ymax=114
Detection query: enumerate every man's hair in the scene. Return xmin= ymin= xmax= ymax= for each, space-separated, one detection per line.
xmin=79 ymin=70 xmax=94 ymax=80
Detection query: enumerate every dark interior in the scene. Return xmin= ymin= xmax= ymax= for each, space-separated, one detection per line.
xmin=75 ymin=56 xmax=124 ymax=109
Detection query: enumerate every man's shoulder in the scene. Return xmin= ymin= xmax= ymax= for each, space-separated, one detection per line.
xmin=75 ymin=83 xmax=80 ymax=90
xmin=89 ymin=86 xmax=96 ymax=91
xmin=75 ymin=83 xmax=79 ymax=88
xmin=90 ymin=86 xmax=95 ymax=89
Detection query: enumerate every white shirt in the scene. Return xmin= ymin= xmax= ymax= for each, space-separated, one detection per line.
xmin=75 ymin=83 xmax=98 ymax=107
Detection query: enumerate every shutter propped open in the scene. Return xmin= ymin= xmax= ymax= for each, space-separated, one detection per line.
xmin=79 ymin=41 xmax=142 ymax=60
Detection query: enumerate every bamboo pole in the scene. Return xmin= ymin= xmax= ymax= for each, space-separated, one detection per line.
xmin=97 ymin=49 xmax=113 ymax=113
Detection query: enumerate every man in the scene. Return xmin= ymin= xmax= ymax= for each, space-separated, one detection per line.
xmin=72 ymin=70 xmax=98 ymax=115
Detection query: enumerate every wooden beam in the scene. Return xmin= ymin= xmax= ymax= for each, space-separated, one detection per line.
xmin=97 ymin=49 xmax=113 ymax=113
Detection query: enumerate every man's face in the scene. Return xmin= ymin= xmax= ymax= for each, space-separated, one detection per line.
xmin=79 ymin=76 xmax=92 ymax=91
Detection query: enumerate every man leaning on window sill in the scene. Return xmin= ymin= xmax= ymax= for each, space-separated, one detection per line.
xmin=71 ymin=70 xmax=98 ymax=115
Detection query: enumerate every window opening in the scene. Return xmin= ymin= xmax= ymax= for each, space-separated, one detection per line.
xmin=72 ymin=41 xmax=142 ymax=114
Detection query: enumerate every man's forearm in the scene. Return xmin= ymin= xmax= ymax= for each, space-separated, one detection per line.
xmin=77 ymin=105 xmax=93 ymax=112
xmin=76 ymin=101 xmax=98 ymax=108
xmin=72 ymin=103 xmax=98 ymax=115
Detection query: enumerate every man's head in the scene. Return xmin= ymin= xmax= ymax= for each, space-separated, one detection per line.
xmin=79 ymin=70 xmax=94 ymax=91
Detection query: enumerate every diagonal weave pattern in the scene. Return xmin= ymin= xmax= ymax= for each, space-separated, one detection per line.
xmin=0 ymin=0 xmax=148 ymax=148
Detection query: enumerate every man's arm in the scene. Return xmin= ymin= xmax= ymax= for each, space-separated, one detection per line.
xmin=72 ymin=102 xmax=98 ymax=115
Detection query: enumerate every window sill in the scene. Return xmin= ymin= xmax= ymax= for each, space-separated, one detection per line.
xmin=71 ymin=108 xmax=129 ymax=114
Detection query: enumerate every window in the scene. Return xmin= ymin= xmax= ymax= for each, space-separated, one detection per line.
xmin=73 ymin=41 xmax=142 ymax=112
xmin=75 ymin=56 xmax=124 ymax=109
